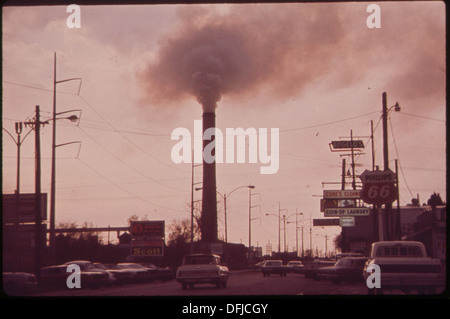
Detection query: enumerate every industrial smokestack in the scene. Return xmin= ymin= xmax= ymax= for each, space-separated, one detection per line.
xmin=201 ymin=111 xmax=218 ymax=242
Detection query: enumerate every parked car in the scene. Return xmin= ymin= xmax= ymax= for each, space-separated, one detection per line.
xmin=40 ymin=265 xmax=70 ymax=288
xmin=304 ymin=259 xmax=336 ymax=280
xmin=317 ymin=257 xmax=368 ymax=284
xmin=176 ymin=254 xmax=229 ymax=289
xmin=155 ymin=266 xmax=174 ymax=282
xmin=286 ymin=261 xmax=304 ymax=274
xmin=255 ymin=261 xmax=266 ymax=269
xmin=117 ymin=263 xmax=153 ymax=283
xmin=3 ymin=272 xmax=37 ymax=295
xmin=261 ymin=260 xmax=287 ymax=277
xmin=92 ymin=263 xmax=117 ymax=286
xmin=104 ymin=264 xmax=134 ymax=285
xmin=62 ymin=260 xmax=110 ymax=288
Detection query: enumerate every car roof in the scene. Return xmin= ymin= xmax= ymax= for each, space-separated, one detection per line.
xmin=41 ymin=265 xmax=67 ymax=269
xmin=63 ymin=260 xmax=93 ymax=264
xmin=337 ymin=257 xmax=368 ymax=263
xmin=184 ymin=254 xmax=220 ymax=257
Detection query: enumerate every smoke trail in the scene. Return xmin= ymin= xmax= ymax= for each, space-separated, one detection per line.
xmin=138 ymin=3 xmax=445 ymax=114
xmin=138 ymin=4 xmax=347 ymax=112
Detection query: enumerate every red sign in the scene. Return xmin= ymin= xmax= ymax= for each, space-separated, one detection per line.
xmin=130 ymin=221 xmax=165 ymax=257
xmin=360 ymin=170 xmax=397 ymax=205
xmin=131 ymin=221 xmax=164 ymax=237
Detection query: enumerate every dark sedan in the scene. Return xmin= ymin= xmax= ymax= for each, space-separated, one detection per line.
xmin=317 ymin=257 xmax=368 ymax=284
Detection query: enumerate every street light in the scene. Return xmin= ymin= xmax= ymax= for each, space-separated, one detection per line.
xmin=195 ymin=184 xmax=255 ymax=243
xmin=3 ymin=122 xmax=33 ymax=267
xmin=49 ymin=110 xmax=82 ymax=263
xmin=381 ymin=92 xmax=401 ymax=241
xmin=265 ymin=202 xmax=287 ymax=254
xmin=286 ymin=211 xmax=304 ymax=258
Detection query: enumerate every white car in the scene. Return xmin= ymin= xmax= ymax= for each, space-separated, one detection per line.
xmin=286 ymin=260 xmax=304 ymax=273
xmin=176 ymin=254 xmax=229 ymax=289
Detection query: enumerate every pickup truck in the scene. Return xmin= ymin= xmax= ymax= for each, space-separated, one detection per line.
xmin=363 ymin=241 xmax=444 ymax=294
xmin=261 ymin=260 xmax=287 ymax=277
xmin=176 ymin=254 xmax=229 ymax=289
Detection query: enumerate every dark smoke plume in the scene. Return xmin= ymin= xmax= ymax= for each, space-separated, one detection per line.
xmin=139 ymin=4 xmax=347 ymax=112
xmin=138 ymin=3 xmax=445 ymax=114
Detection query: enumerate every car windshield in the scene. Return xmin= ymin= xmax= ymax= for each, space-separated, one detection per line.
xmin=184 ymin=256 xmax=217 ymax=265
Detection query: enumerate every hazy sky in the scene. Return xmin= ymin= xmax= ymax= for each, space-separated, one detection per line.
xmin=2 ymin=2 xmax=446 ymax=253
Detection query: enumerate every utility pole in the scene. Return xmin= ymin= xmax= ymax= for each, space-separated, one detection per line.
xmin=282 ymin=215 xmax=287 ymax=252
xmin=371 ymin=120 xmax=375 ymax=170
xmin=278 ymin=202 xmax=281 ymax=254
xmin=382 ymin=92 xmax=393 ymax=241
xmin=14 ymin=122 xmax=23 ymax=266
xmin=25 ymin=105 xmax=47 ymax=283
xmin=295 ymin=210 xmax=298 ymax=258
xmin=190 ymin=153 xmax=202 ymax=253
xmin=49 ymin=52 xmax=82 ymax=264
xmin=395 ymin=159 xmax=401 ymax=240
xmin=341 ymin=158 xmax=347 ymax=252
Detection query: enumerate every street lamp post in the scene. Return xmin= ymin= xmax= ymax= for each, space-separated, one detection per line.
xmin=286 ymin=211 xmax=303 ymax=258
xmin=49 ymin=53 xmax=82 ymax=264
xmin=195 ymin=184 xmax=254 ymax=244
xmin=3 ymin=122 xmax=33 ymax=268
xmin=265 ymin=202 xmax=287 ymax=255
xmin=381 ymin=92 xmax=400 ymax=241
xmin=49 ymin=110 xmax=81 ymax=263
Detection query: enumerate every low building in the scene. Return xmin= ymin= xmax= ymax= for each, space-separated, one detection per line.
xmin=341 ymin=205 xmax=444 ymax=256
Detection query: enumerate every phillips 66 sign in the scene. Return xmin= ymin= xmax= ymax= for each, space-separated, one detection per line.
xmin=359 ymin=169 xmax=397 ymax=205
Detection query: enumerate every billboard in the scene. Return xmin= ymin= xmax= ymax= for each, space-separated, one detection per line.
xmin=322 ymin=189 xmax=369 ymax=216
xmin=131 ymin=220 xmax=164 ymax=237
xmin=130 ymin=221 xmax=165 ymax=257
xmin=313 ymin=218 xmax=340 ymax=226
xmin=130 ymin=240 xmax=164 ymax=256
xmin=3 ymin=193 xmax=48 ymax=223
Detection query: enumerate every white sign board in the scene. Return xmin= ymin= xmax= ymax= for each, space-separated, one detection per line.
xmin=324 ymin=207 xmax=370 ymax=217
xmin=323 ymin=190 xmax=361 ymax=199
xmin=339 ymin=216 xmax=355 ymax=227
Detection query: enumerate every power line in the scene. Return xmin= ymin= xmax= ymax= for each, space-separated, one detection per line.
xmin=78 ymin=125 xmax=187 ymax=193
xmin=3 ymin=80 xmax=79 ymax=95
xmin=76 ymin=94 xmax=185 ymax=172
xmin=77 ymin=157 xmax=186 ymax=213
xmin=389 ymin=118 xmax=414 ymax=199
xmin=279 ymin=111 xmax=380 ymax=133
xmin=399 ymin=112 xmax=445 ymax=123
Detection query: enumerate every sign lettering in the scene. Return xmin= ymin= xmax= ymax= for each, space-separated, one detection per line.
xmin=331 ymin=140 xmax=364 ymax=149
xmin=324 ymin=207 xmax=370 ymax=217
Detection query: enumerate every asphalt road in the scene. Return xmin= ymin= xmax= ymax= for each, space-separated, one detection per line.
xmin=30 ymin=270 xmax=369 ymax=297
